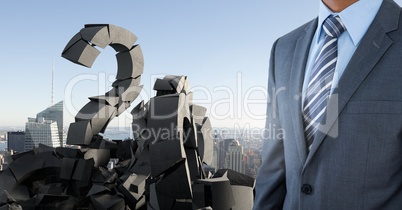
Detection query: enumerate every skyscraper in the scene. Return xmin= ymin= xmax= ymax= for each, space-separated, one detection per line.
xmin=211 ymin=142 xmax=219 ymax=170
xmin=224 ymin=139 xmax=245 ymax=174
xmin=24 ymin=101 xmax=65 ymax=151
xmin=36 ymin=101 xmax=65 ymax=146
xmin=218 ymin=138 xmax=234 ymax=169
xmin=7 ymin=131 xmax=25 ymax=153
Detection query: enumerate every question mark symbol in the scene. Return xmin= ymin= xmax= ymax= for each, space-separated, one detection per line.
xmin=62 ymin=24 xmax=143 ymax=146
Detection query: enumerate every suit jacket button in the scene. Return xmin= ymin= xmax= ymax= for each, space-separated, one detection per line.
xmin=301 ymin=184 xmax=313 ymax=195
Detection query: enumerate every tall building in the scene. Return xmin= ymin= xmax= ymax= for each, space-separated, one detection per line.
xmin=24 ymin=101 xmax=65 ymax=151
xmin=211 ymin=142 xmax=219 ymax=170
xmin=25 ymin=118 xmax=61 ymax=151
xmin=218 ymin=138 xmax=234 ymax=169
xmin=224 ymin=139 xmax=245 ymax=174
xmin=7 ymin=131 xmax=25 ymax=153
xmin=36 ymin=101 xmax=65 ymax=146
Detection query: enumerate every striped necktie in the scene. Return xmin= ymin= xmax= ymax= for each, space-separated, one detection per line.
xmin=303 ymin=15 xmax=346 ymax=150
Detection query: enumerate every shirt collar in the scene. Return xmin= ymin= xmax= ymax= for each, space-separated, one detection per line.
xmin=317 ymin=0 xmax=383 ymax=46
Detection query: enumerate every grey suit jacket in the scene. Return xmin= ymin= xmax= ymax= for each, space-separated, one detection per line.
xmin=253 ymin=0 xmax=402 ymax=209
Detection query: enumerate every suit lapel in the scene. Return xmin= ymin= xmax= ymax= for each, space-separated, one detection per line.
xmin=305 ymin=0 xmax=399 ymax=164
xmin=289 ymin=20 xmax=317 ymax=165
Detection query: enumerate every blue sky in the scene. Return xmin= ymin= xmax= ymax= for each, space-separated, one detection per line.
xmin=1 ymin=0 xmax=400 ymax=129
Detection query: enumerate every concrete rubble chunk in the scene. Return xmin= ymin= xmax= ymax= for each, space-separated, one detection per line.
xmin=80 ymin=26 xmax=110 ymax=49
xmin=62 ymin=32 xmax=82 ymax=54
xmin=109 ymin=24 xmax=138 ymax=52
xmin=75 ymin=101 xmax=115 ymax=135
xmin=194 ymin=177 xmax=236 ymax=210
xmin=72 ymin=159 xmax=94 ymax=183
xmin=88 ymin=95 xmax=120 ymax=107
xmin=116 ymin=45 xmax=144 ymax=80
xmin=8 ymin=153 xmax=44 ymax=183
xmin=66 ymin=121 xmax=93 ymax=145
xmin=199 ymin=117 xmax=213 ymax=165
xmin=84 ymin=149 xmax=110 ymax=168
xmin=90 ymin=194 xmax=125 ymax=210
xmin=62 ymin=39 xmax=100 ymax=68
xmin=86 ymin=184 xmax=111 ymax=197
xmin=155 ymin=159 xmax=193 ymax=199
xmin=149 ymin=140 xmax=186 ymax=177
xmin=60 ymin=158 xmax=77 ymax=180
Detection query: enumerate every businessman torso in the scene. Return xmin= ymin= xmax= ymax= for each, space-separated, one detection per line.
xmin=254 ymin=0 xmax=402 ymax=209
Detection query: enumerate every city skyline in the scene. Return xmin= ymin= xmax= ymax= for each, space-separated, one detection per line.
xmin=2 ymin=1 xmax=401 ymax=129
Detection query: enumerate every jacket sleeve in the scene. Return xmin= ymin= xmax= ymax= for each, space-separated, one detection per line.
xmin=253 ymin=39 xmax=287 ymax=210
